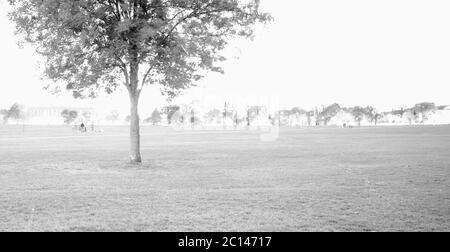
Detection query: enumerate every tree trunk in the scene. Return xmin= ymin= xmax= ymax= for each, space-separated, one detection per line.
xmin=128 ymin=56 xmax=142 ymax=163
xmin=128 ymin=47 xmax=142 ymax=163
xmin=129 ymin=92 xmax=142 ymax=163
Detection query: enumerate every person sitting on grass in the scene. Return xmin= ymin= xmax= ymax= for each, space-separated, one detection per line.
xmin=80 ymin=123 xmax=86 ymax=132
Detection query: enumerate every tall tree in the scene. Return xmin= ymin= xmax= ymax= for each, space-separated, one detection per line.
xmin=350 ymin=106 xmax=365 ymax=126
xmin=162 ymin=105 xmax=180 ymax=125
xmin=9 ymin=0 xmax=271 ymax=163
xmin=319 ymin=103 xmax=341 ymax=126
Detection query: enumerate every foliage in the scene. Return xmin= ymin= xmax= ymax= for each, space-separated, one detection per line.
xmin=414 ymin=102 xmax=436 ymax=113
xmin=61 ymin=109 xmax=79 ymax=124
xmin=145 ymin=108 xmax=162 ymax=125
xmin=319 ymin=103 xmax=341 ymax=125
xmin=162 ymin=105 xmax=180 ymax=124
xmin=0 ymin=109 xmax=7 ymax=123
xmin=362 ymin=106 xmax=377 ymax=123
xmin=8 ymin=0 xmax=272 ymax=99
xmin=1 ymin=104 xmax=25 ymax=124
xmin=348 ymin=106 xmax=377 ymax=123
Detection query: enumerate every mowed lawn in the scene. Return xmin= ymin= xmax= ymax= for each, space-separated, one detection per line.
xmin=0 ymin=125 xmax=449 ymax=232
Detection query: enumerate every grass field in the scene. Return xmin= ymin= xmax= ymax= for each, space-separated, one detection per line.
xmin=0 ymin=125 xmax=449 ymax=231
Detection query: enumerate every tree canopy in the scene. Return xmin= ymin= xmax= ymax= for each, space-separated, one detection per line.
xmin=9 ymin=0 xmax=271 ymax=99
xmin=162 ymin=105 xmax=180 ymax=124
xmin=414 ymin=102 xmax=436 ymax=113
xmin=319 ymin=103 xmax=341 ymax=125
xmin=1 ymin=104 xmax=24 ymax=124
xmin=145 ymin=108 xmax=162 ymax=125
xmin=61 ymin=109 xmax=79 ymax=124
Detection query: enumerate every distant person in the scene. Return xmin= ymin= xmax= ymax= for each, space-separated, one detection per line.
xmin=80 ymin=123 xmax=86 ymax=132
xmin=91 ymin=122 xmax=95 ymax=132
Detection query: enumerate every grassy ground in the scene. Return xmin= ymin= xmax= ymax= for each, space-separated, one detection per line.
xmin=0 ymin=125 xmax=449 ymax=231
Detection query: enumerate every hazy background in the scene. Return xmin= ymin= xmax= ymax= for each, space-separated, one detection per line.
xmin=1 ymin=0 xmax=449 ymax=115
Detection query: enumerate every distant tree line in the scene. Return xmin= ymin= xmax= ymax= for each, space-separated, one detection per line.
xmin=272 ymin=102 xmax=443 ymax=126
xmin=2 ymin=101 xmax=444 ymax=126
xmin=128 ymin=101 xmax=445 ymax=127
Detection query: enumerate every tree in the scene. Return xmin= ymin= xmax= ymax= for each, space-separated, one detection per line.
xmin=413 ymin=102 xmax=436 ymax=122
xmin=61 ymin=109 xmax=79 ymax=124
xmin=9 ymin=0 xmax=271 ymax=163
xmin=1 ymin=104 xmax=24 ymax=124
xmin=414 ymin=102 xmax=435 ymax=112
xmin=350 ymin=106 xmax=365 ymax=126
xmin=162 ymin=105 xmax=180 ymax=125
xmin=363 ymin=106 xmax=378 ymax=124
xmin=414 ymin=102 xmax=435 ymax=121
xmin=145 ymin=109 xmax=162 ymax=125
xmin=374 ymin=113 xmax=382 ymax=125
xmin=0 ymin=109 xmax=7 ymax=124
xmin=319 ymin=103 xmax=341 ymax=125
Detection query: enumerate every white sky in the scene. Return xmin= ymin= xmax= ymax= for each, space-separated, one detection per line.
xmin=1 ymin=0 xmax=450 ymax=116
